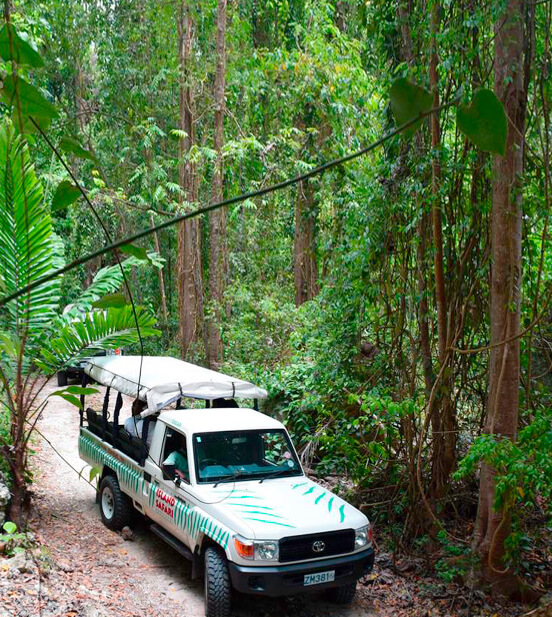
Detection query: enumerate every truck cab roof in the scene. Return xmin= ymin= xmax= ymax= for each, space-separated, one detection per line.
xmin=160 ymin=407 xmax=284 ymax=434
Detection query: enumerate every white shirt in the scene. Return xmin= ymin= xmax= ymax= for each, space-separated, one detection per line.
xmin=123 ymin=417 xmax=153 ymax=446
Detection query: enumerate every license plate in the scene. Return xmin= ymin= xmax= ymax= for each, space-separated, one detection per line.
xmin=304 ymin=570 xmax=335 ymax=586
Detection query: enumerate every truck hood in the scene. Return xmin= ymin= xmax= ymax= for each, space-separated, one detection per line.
xmin=194 ymin=476 xmax=368 ymax=540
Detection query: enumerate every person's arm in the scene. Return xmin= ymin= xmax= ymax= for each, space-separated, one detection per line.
xmin=167 ymin=451 xmax=189 ymax=482
xmin=162 ymin=451 xmax=187 ymax=481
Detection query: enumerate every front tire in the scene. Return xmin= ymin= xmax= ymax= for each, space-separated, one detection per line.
xmin=99 ymin=475 xmax=132 ymax=531
xmin=57 ymin=370 xmax=68 ymax=386
xmin=204 ymin=546 xmax=231 ymax=617
xmin=325 ymin=581 xmax=357 ymax=604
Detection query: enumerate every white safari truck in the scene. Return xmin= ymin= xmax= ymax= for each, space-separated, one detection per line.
xmin=78 ymin=356 xmax=374 ymax=617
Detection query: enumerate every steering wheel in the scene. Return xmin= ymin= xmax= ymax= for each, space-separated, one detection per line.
xmin=199 ymin=458 xmax=219 ymax=470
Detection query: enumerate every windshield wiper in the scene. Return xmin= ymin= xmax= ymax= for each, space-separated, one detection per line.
xmin=259 ymin=466 xmax=298 ymax=483
xmin=213 ymin=469 xmax=242 ymax=488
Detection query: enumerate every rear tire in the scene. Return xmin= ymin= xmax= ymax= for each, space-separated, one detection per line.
xmin=57 ymin=370 xmax=68 ymax=387
xmin=204 ymin=546 xmax=231 ymax=617
xmin=325 ymin=581 xmax=357 ymax=604
xmin=99 ymin=475 xmax=132 ymax=531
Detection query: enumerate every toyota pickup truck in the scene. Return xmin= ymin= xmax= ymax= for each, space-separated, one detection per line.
xmin=77 ymin=355 xmax=374 ymax=617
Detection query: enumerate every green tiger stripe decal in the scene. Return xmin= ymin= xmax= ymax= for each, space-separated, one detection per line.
xmin=226 ymin=503 xmax=274 ymax=510
xmin=315 ymin=492 xmax=326 ymax=504
xmin=79 ymin=434 xmax=142 ymax=496
xmin=79 ymin=432 xmax=230 ymax=551
xmin=235 ymin=510 xmax=287 ymax=518
xmin=243 ymin=517 xmax=295 ymax=528
xmin=213 ymin=493 xmax=263 ymax=500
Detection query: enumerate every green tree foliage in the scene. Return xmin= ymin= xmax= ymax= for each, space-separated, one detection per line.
xmin=1 ymin=0 xmax=551 ymax=584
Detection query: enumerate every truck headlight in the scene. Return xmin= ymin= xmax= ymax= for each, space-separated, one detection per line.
xmin=233 ymin=536 xmax=279 ymax=561
xmin=254 ymin=541 xmax=279 ymax=561
xmin=355 ymin=524 xmax=372 ymax=549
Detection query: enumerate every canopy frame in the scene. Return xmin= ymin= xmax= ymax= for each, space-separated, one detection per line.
xmin=83 ymin=355 xmax=267 ymax=415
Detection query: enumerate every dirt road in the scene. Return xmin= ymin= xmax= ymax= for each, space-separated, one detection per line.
xmin=1 ymin=378 xmax=378 ymax=617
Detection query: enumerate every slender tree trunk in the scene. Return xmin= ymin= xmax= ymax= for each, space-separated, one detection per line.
xmin=150 ymin=214 xmax=168 ymax=323
xmin=473 ymin=0 xmax=526 ymax=590
xmin=428 ymin=1 xmax=456 ymax=500
xmin=395 ymin=2 xmax=435 ymax=534
xmin=294 ymin=178 xmax=318 ymax=306
xmin=417 ymin=209 xmax=434 ymax=395
xmin=207 ymin=0 xmax=228 ymax=368
xmin=177 ymin=3 xmax=204 ymax=358
xmin=396 ymin=3 xmax=433 ymax=393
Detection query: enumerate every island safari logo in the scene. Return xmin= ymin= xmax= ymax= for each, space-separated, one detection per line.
xmin=155 ymin=487 xmax=176 ymax=519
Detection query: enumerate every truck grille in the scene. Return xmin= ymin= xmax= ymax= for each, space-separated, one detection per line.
xmin=279 ymin=529 xmax=355 ymax=563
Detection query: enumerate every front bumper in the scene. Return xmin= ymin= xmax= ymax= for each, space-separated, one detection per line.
xmin=228 ymin=546 xmax=374 ymax=597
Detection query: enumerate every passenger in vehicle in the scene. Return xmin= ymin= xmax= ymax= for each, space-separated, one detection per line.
xmin=163 ymin=432 xmax=189 ymax=482
xmin=123 ymin=399 xmax=154 ymax=446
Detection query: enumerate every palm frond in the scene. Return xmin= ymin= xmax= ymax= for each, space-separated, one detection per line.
xmin=0 ymin=122 xmax=61 ymax=336
xmin=37 ymin=305 xmax=160 ymax=375
xmin=63 ymin=254 xmax=162 ymax=319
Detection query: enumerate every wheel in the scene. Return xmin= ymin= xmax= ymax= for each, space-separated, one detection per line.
xmin=325 ymin=581 xmax=357 ymax=604
xmin=57 ymin=370 xmax=68 ymax=387
xmin=99 ymin=475 xmax=132 ymax=531
xmin=204 ymin=546 xmax=231 ymax=617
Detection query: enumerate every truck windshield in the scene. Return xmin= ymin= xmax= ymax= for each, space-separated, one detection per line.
xmin=193 ymin=429 xmax=302 ymax=484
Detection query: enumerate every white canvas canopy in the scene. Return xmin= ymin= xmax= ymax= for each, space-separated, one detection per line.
xmin=84 ymin=355 xmax=267 ymax=414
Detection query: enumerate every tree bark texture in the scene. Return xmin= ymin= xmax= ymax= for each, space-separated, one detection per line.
xmin=177 ymin=3 xmax=204 ymax=359
xmin=207 ymin=0 xmax=228 ymax=369
xmin=474 ymin=0 xmax=526 ymax=589
xmin=428 ymin=1 xmax=456 ymax=501
xmin=294 ymin=178 xmax=318 ymax=306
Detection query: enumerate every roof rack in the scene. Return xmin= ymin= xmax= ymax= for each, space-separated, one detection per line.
xmin=84 ymin=355 xmax=267 ymax=415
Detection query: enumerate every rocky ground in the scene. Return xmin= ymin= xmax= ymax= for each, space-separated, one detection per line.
xmin=0 ymin=378 xmax=540 ymax=617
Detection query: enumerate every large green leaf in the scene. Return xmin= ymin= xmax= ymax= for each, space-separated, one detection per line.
xmin=456 ymin=89 xmax=507 ymax=156
xmin=0 ymin=24 xmax=44 ymax=68
xmin=50 ymin=386 xmax=99 ymax=410
xmin=120 ymin=243 xmax=148 ymax=260
xmin=389 ymin=78 xmax=432 ymax=137
xmin=92 ymin=293 xmax=127 ymax=309
xmin=59 ymin=136 xmax=97 ymax=163
xmin=0 ymin=122 xmax=61 ymax=338
xmin=51 ymin=180 xmax=81 ymax=211
xmin=0 ymin=76 xmax=58 ymax=135
xmin=37 ymin=305 xmax=160 ymax=375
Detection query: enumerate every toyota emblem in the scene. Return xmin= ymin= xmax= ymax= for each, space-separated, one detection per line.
xmin=312 ymin=540 xmax=325 ymax=553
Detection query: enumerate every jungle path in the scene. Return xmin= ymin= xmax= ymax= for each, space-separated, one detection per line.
xmin=14 ymin=378 xmax=379 ymax=617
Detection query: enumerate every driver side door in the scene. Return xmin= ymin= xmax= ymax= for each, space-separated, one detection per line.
xmin=149 ymin=426 xmax=193 ymax=547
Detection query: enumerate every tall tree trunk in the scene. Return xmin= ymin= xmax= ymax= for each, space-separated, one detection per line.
xmin=150 ymin=214 xmax=168 ymax=323
xmin=177 ymin=3 xmax=204 ymax=358
xmin=397 ymin=1 xmax=434 ymax=397
xmin=428 ymin=1 xmax=456 ymax=500
xmin=294 ymin=178 xmax=318 ymax=306
xmin=473 ymin=0 xmax=526 ymax=590
xmin=207 ymin=0 xmax=228 ymax=368
xmin=417 ymin=209 xmax=434 ymax=395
